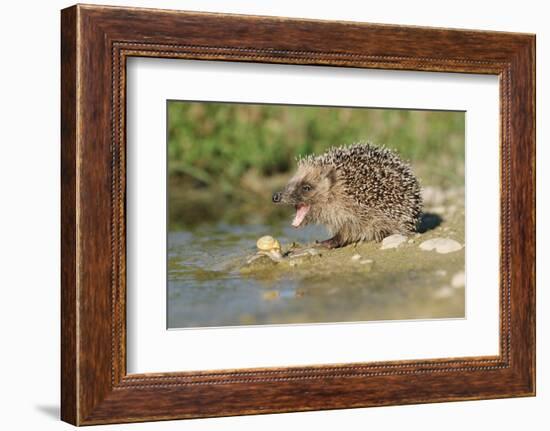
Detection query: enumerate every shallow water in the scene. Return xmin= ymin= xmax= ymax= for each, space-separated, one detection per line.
xmin=167 ymin=221 xmax=465 ymax=329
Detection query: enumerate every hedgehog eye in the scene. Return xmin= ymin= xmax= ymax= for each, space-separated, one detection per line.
xmin=302 ymin=184 xmax=312 ymax=192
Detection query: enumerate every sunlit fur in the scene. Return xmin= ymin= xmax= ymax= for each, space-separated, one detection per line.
xmin=276 ymin=142 xmax=423 ymax=247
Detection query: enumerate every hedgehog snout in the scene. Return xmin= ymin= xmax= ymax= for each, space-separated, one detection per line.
xmin=273 ymin=187 xmax=293 ymax=204
xmin=273 ymin=183 xmax=308 ymax=206
xmin=272 ymin=192 xmax=282 ymax=203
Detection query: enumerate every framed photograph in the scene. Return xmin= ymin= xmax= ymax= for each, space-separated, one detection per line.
xmin=61 ymin=4 xmax=535 ymax=425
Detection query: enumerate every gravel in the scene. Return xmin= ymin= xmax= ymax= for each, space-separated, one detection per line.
xmin=380 ymin=234 xmax=408 ymax=250
xmin=419 ymin=237 xmax=463 ymax=254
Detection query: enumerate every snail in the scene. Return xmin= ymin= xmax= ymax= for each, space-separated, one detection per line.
xmin=248 ymin=235 xmax=283 ymax=263
xmin=256 ymin=235 xmax=281 ymax=252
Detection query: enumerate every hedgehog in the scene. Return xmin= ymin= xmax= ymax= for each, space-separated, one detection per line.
xmin=272 ymin=142 xmax=423 ymax=248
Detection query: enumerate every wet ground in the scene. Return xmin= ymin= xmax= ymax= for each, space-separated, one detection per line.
xmin=167 ymin=187 xmax=465 ymax=329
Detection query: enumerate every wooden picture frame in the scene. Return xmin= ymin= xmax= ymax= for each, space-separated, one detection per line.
xmin=61 ymin=4 xmax=535 ymax=425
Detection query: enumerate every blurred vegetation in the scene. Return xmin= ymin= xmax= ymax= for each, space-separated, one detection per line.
xmin=168 ymin=101 xmax=464 ymax=229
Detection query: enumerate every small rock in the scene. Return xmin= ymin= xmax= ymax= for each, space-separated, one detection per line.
xmin=419 ymin=238 xmax=463 ymax=254
xmin=380 ymin=234 xmax=407 ymax=250
xmin=407 ymin=239 xmax=414 ymax=244
xmin=435 ymin=269 xmax=447 ymax=277
xmin=351 ymin=254 xmax=362 ymax=261
xmin=434 ymin=286 xmax=454 ymax=299
xmin=451 ymin=271 xmax=465 ymax=288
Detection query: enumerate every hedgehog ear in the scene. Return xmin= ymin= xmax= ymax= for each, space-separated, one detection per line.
xmin=325 ymin=167 xmax=337 ymax=185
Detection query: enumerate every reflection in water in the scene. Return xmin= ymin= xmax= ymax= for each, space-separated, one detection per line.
xmin=167 ymin=222 xmax=465 ymax=329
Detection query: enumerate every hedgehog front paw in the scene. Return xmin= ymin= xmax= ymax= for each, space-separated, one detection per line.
xmin=318 ymin=235 xmax=344 ymax=249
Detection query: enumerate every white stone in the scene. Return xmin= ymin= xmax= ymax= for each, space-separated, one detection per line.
xmin=451 ymin=271 xmax=465 ymax=288
xmin=419 ymin=238 xmax=463 ymax=254
xmin=434 ymin=286 xmax=455 ymax=299
xmin=380 ymin=234 xmax=408 ymax=250
xmin=351 ymin=254 xmax=362 ymax=261
xmin=435 ymin=269 xmax=447 ymax=277
xmin=360 ymin=259 xmax=373 ymax=265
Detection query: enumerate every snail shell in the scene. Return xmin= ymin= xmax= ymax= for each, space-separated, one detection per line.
xmin=256 ymin=235 xmax=281 ymax=252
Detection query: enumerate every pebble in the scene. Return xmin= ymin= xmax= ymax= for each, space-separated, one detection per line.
xmin=435 ymin=269 xmax=447 ymax=277
xmin=451 ymin=271 xmax=465 ymax=288
xmin=360 ymin=259 xmax=373 ymax=265
xmin=419 ymin=238 xmax=463 ymax=254
xmin=351 ymin=254 xmax=362 ymax=261
xmin=407 ymin=239 xmax=415 ymax=244
xmin=434 ymin=286 xmax=454 ymax=299
xmin=380 ymin=234 xmax=407 ymax=250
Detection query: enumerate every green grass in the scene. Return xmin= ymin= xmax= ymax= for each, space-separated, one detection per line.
xmin=168 ymin=101 xmax=465 ymax=188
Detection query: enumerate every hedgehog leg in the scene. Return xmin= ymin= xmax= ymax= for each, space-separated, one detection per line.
xmin=318 ymin=234 xmax=345 ymax=249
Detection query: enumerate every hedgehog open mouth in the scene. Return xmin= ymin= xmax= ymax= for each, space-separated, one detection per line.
xmin=292 ymin=204 xmax=310 ymax=228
